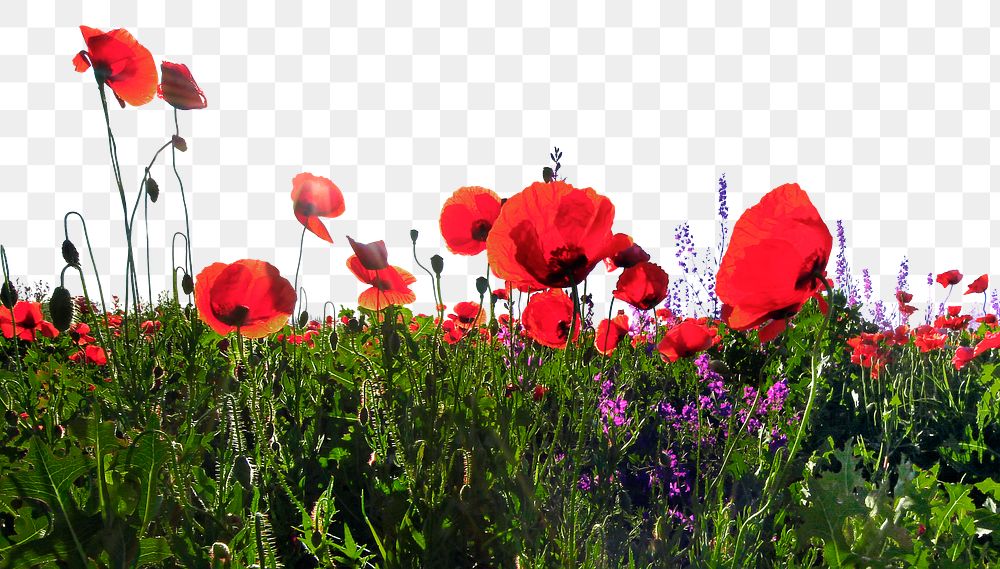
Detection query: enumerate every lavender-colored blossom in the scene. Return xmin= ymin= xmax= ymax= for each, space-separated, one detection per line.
xmin=717 ymin=173 xmax=729 ymax=221
xmin=897 ymin=256 xmax=909 ymax=293
xmin=769 ymin=428 xmax=788 ymax=455
xmin=991 ymin=289 xmax=999 ymax=316
xmin=863 ymin=269 xmax=873 ymax=307
xmin=598 ymin=378 xmax=630 ymax=435
xmin=765 ymin=379 xmax=789 ymax=413
xmin=578 ymin=473 xmax=593 ymax=492
xmin=834 ymin=220 xmax=854 ymax=305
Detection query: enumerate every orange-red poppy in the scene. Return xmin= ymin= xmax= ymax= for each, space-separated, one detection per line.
xmin=595 ymin=311 xmax=630 ymax=356
xmin=896 ymin=290 xmax=918 ymax=316
xmin=613 ymin=261 xmax=669 ymax=311
xmin=964 ymin=274 xmax=988 ymax=295
xmin=347 ymin=236 xmax=389 ymax=271
xmin=486 ymin=180 xmax=631 ymax=289
xmin=72 ymin=26 xmax=158 ymax=108
xmin=346 ymin=256 xmax=416 ymax=311
xmin=936 ymin=270 xmax=963 ymax=288
xmin=449 ymin=301 xmax=485 ymax=331
xmin=292 ymin=173 xmax=346 ymax=243
xmin=0 ymin=301 xmax=59 ymax=341
xmin=69 ymin=344 xmax=108 ymax=366
xmin=656 ymin=317 xmax=721 ymax=363
xmin=157 ymin=61 xmax=207 ymax=110
xmin=715 ymin=183 xmax=832 ymax=340
xmin=521 ymin=288 xmax=581 ymax=349
xmin=974 ymin=331 xmax=1000 ymax=358
xmin=195 ymin=259 xmax=296 ymax=338
xmin=440 ymin=186 xmax=503 ymax=256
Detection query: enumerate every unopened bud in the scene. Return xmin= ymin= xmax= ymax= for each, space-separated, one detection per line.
xmin=542 ymin=166 xmax=554 ymax=182
xmin=410 ymin=229 xmax=419 ymax=243
xmin=171 ymin=134 xmax=187 ymax=152
xmin=49 ymin=286 xmax=74 ymax=332
xmin=145 ymin=177 xmax=160 ymax=203
xmin=1 ymin=280 xmax=17 ymax=309
xmin=61 ymin=239 xmax=80 ymax=266
xmin=181 ymin=273 xmax=194 ymax=295
xmin=298 ymin=310 xmax=308 ymax=328
xmin=430 ymin=254 xmax=444 ymax=275
xmin=476 ymin=276 xmax=489 ymax=296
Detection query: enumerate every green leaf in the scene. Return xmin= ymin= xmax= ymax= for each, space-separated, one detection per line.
xmin=125 ymin=431 xmax=173 ymax=539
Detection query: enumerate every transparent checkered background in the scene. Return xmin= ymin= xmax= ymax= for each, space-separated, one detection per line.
xmin=1 ymin=1 xmax=998 ymax=323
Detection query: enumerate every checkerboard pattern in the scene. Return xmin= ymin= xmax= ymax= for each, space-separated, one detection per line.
xmin=1 ymin=1 xmax=997 ymax=322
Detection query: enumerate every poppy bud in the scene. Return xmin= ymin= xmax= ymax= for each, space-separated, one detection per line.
xmin=298 ymin=310 xmax=309 ymax=328
xmin=0 ymin=280 xmax=17 ymax=309
xmin=476 ymin=276 xmax=489 ymax=296
xmin=328 ymin=331 xmax=338 ymax=352
xmin=49 ymin=286 xmax=74 ymax=332
xmin=217 ymin=338 xmax=230 ymax=353
xmin=181 ymin=272 xmax=194 ymax=295
xmin=542 ymin=166 xmax=554 ymax=182
xmin=234 ymin=456 xmax=254 ymax=490
xmin=210 ymin=542 xmax=231 ymax=563
xmin=410 ymin=229 xmax=419 ymax=243
xmin=171 ymin=134 xmax=187 ymax=152
xmin=431 ymin=254 xmax=444 ymax=276
xmin=346 ymin=318 xmax=360 ymax=333
xmin=145 ymin=177 xmax=159 ymax=203
xmin=61 ymin=239 xmax=80 ymax=266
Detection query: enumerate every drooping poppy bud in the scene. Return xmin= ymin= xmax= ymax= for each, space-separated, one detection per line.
xmin=181 ymin=272 xmax=194 ymax=295
xmin=49 ymin=286 xmax=75 ymax=333
xmin=171 ymin=134 xmax=187 ymax=152
xmin=298 ymin=310 xmax=309 ymax=328
xmin=476 ymin=276 xmax=489 ymax=296
xmin=0 ymin=281 xmax=16 ymax=309
xmin=145 ymin=177 xmax=159 ymax=203
xmin=61 ymin=240 xmax=80 ymax=267
xmin=329 ymin=330 xmax=338 ymax=351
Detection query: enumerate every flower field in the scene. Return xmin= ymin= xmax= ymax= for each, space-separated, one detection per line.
xmin=1 ymin=25 xmax=1000 ymax=569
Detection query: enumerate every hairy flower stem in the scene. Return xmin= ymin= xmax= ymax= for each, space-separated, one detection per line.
xmin=172 ymin=109 xmax=194 ymax=294
xmin=97 ymin=83 xmax=141 ymax=329
xmin=733 ymin=274 xmax=835 ymax=563
xmin=127 ymin=140 xmax=172 ymax=307
xmin=0 ymin=246 xmax=25 ymax=394
xmin=290 ymin=224 xmax=308 ymax=327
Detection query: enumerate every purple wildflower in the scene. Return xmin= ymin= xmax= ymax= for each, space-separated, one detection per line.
xmin=765 ymin=378 xmax=789 ymax=413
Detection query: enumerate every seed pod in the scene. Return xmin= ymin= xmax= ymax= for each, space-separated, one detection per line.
xmin=181 ymin=272 xmax=194 ymax=295
xmin=145 ymin=177 xmax=160 ymax=203
xmin=328 ymin=331 xmax=338 ymax=352
xmin=475 ymin=276 xmax=489 ymax=296
xmin=0 ymin=281 xmax=17 ymax=309
xmin=430 ymin=254 xmax=444 ymax=275
xmin=410 ymin=229 xmax=419 ymax=243
xmin=61 ymin=239 xmax=80 ymax=266
xmin=234 ymin=456 xmax=254 ymax=490
xmin=298 ymin=310 xmax=308 ymax=328
xmin=49 ymin=286 xmax=74 ymax=332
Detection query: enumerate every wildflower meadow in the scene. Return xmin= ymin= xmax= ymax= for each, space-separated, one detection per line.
xmin=1 ymin=23 xmax=1000 ymax=569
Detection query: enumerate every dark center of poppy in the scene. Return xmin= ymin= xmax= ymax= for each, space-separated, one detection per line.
xmin=296 ymin=202 xmax=315 ymax=216
xmin=216 ymin=304 xmax=250 ymax=327
xmin=470 ymin=219 xmax=492 ymax=242
xmin=547 ymin=246 xmax=589 ymax=283
xmin=794 ymin=255 xmax=828 ymax=291
xmin=556 ymin=319 xmax=570 ymax=341
xmin=372 ymin=277 xmax=393 ymax=291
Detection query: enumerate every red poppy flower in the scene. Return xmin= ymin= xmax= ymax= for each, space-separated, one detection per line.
xmin=441 ymin=320 xmax=466 ymax=345
xmin=0 ymin=301 xmax=59 ymax=341
xmin=157 ymin=61 xmax=207 ymax=110
xmin=656 ymin=317 xmax=721 ymax=363
xmin=291 ymin=173 xmax=346 ymax=244
xmin=141 ymin=320 xmax=161 ymax=336
xmin=964 ymin=274 xmax=988 ymax=295
xmin=613 ymin=261 xmax=669 ymax=311
xmin=532 ymin=385 xmax=549 ymax=401
xmin=72 ymin=26 xmax=158 ymax=108
xmin=69 ymin=344 xmax=108 ymax=366
xmin=913 ymin=328 xmax=947 ymax=353
xmin=449 ymin=301 xmax=485 ymax=331
xmin=195 ymin=259 xmax=297 ymax=339
xmin=521 ymin=289 xmax=581 ymax=349
xmin=715 ymin=183 xmax=833 ymax=339
xmin=486 ymin=180 xmax=632 ymax=289
xmin=70 ymin=322 xmax=95 ymax=346
xmin=953 ymin=346 xmax=976 ymax=371
xmin=347 ymin=236 xmax=389 ymax=271
xmin=346 ymin=256 xmax=416 ymax=311
xmin=595 ymin=311 xmax=630 ymax=356
xmin=604 ymin=237 xmax=650 ymax=271
xmin=973 ymin=331 xmax=1000 ymax=358
xmin=936 ymin=270 xmax=963 ymax=288
xmin=896 ymin=290 xmax=918 ymax=317
xmin=946 ymin=305 xmax=962 ymax=317
xmin=976 ymin=314 xmax=998 ymax=326
xmin=440 ymin=186 xmax=503 ymax=256
xmin=492 ymin=287 xmax=509 ymax=301
xmin=934 ymin=313 xmax=972 ymax=331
